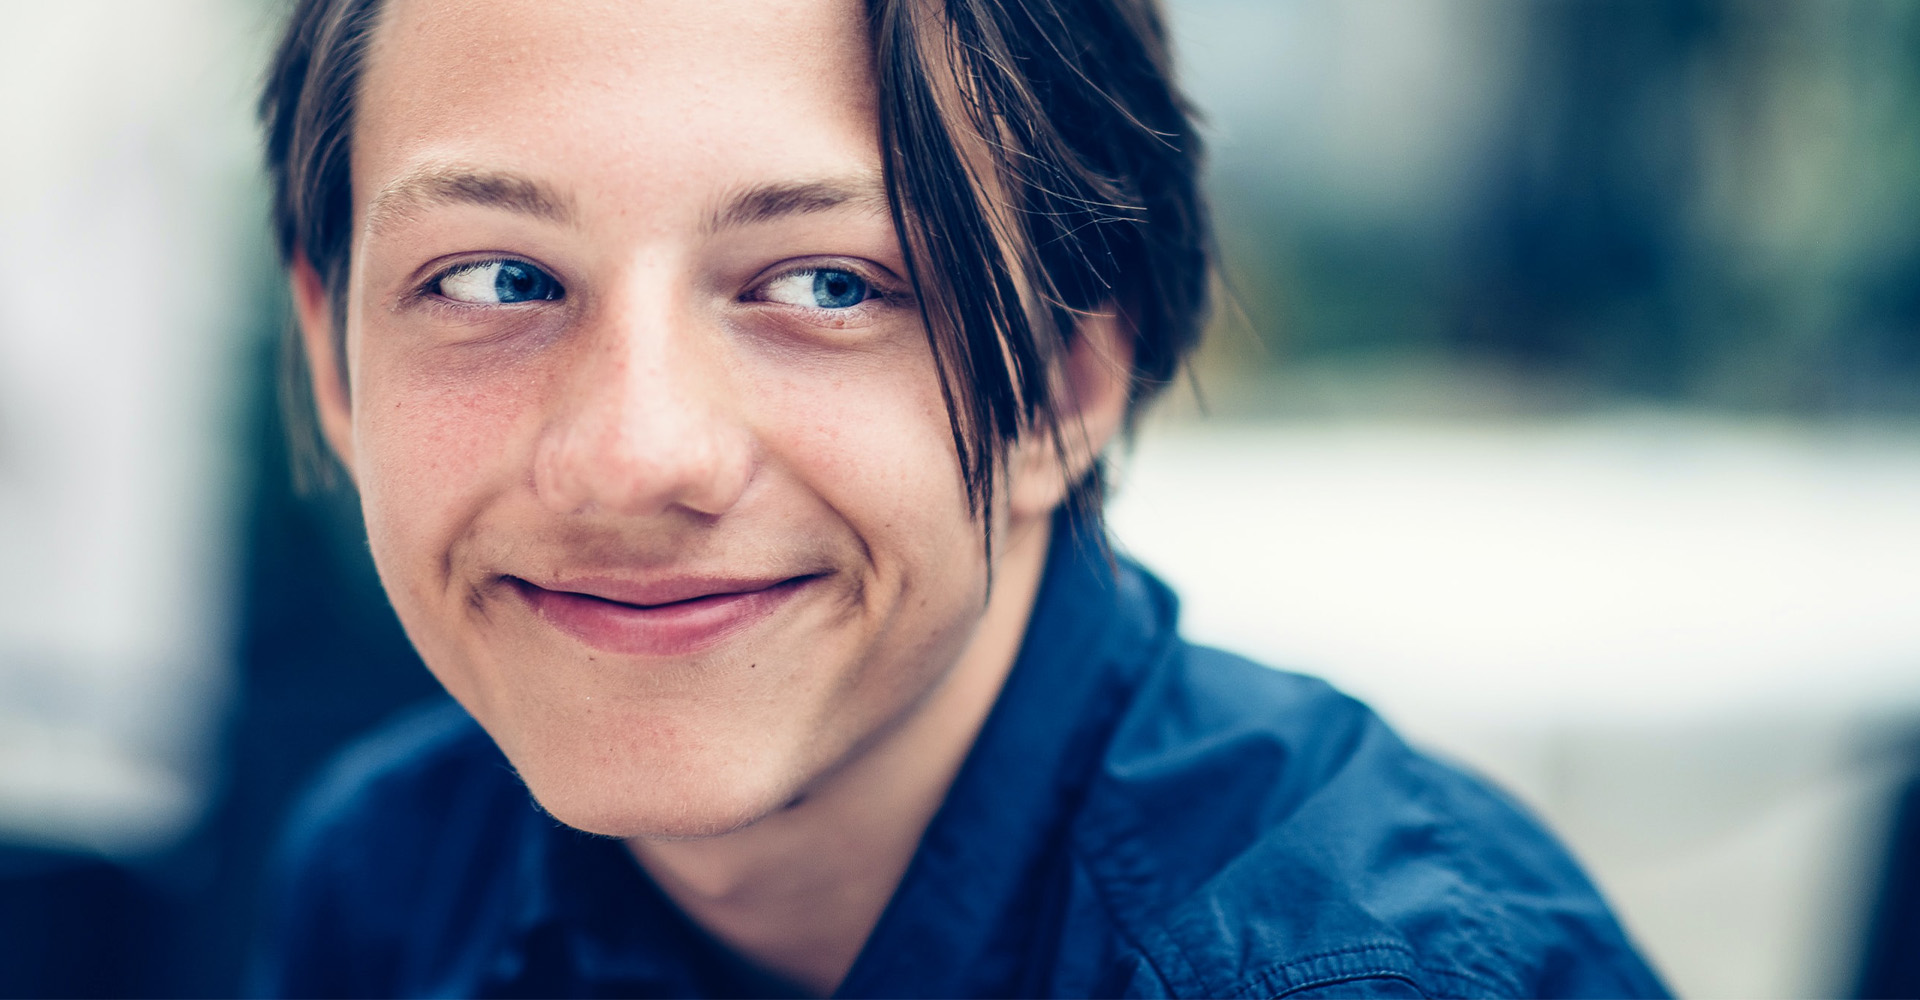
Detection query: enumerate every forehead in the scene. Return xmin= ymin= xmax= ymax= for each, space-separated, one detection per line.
xmin=353 ymin=0 xmax=883 ymax=228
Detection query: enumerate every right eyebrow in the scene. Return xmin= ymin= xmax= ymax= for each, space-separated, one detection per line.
xmin=364 ymin=166 xmax=576 ymax=237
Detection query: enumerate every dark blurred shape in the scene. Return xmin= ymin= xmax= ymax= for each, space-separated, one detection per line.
xmin=1456 ymin=0 xmax=1722 ymax=397
xmin=1201 ymin=0 xmax=1920 ymax=415
xmin=0 ymin=845 xmax=158 ymax=999
xmin=1855 ymin=761 xmax=1920 ymax=998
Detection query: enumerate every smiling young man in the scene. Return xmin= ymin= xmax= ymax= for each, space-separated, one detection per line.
xmin=252 ymin=0 xmax=1668 ymax=996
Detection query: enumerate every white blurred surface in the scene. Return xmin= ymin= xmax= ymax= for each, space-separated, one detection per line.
xmin=1111 ymin=416 xmax=1920 ymax=723
xmin=1110 ymin=414 xmax=1920 ymax=997
xmin=0 ymin=0 xmax=267 ymax=854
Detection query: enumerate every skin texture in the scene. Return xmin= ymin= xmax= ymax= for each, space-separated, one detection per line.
xmin=290 ymin=0 xmax=1131 ymax=990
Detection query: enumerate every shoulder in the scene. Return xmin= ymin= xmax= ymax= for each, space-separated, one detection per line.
xmin=287 ymin=697 xmax=503 ymax=828
xmin=1075 ymin=645 xmax=1668 ymax=999
xmin=273 ymin=697 xmax=515 ymax=887
xmin=252 ymin=698 xmax=532 ymax=997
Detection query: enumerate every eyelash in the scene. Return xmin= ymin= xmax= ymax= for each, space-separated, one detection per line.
xmin=416 ymin=257 xmax=564 ymax=308
xmin=749 ymin=262 xmax=900 ymax=309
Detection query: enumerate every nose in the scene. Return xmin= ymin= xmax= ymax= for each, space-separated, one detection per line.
xmin=532 ymin=289 xmax=754 ymax=519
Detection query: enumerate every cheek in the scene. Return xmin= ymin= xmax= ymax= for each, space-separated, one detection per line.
xmin=744 ymin=349 xmax=988 ymax=651
xmin=351 ymin=347 xmax=544 ymax=585
xmin=756 ymin=353 xmax=965 ymax=528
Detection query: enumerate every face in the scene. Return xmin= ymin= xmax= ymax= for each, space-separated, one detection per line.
xmin=297 ymin=0 xmax=1119 ymax=839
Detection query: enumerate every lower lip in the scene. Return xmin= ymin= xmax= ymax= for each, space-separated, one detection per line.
xmin=511 ymin=576 xmax=816 ymax=657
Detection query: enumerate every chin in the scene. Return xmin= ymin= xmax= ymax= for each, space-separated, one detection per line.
xmin=505 ymin=734 xmax=805 ymax=841
xmin=537 ymin=791 xmax=786 ymax=841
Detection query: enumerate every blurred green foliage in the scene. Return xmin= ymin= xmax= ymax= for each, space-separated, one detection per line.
xmin=1176 ymin=0 xmax=1920 ymax=417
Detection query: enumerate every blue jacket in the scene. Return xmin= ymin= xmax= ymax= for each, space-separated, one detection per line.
xmin=256 ymin=523 xmax=1669 ymax=998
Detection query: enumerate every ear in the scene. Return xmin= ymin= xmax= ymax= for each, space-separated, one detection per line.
xmin=1006 ymin=309 xmax=1133 ymax=522
xmin=290 ymin=252 xmax=358 ymax=477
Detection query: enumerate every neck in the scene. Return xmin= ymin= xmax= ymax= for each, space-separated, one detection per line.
xmin=626 ymin=515 xmax=1055 ymax=996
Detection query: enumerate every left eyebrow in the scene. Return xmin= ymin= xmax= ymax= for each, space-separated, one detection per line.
xmin=705 ymin=176 xmax=891 ymax=233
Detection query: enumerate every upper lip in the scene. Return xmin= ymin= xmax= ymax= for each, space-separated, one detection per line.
xmin=510 ymin=572 xmax=812 ymax=608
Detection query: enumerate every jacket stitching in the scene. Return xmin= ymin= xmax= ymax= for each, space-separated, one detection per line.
xmin=1065 ymin=829 xmax=1200 ymax=996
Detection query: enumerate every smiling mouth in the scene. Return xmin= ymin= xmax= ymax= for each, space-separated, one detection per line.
xmin=507 ymin=574 xmax=822 ymax=657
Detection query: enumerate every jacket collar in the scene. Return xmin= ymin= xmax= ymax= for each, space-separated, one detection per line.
xmin=837 ymin=514 xmax=1178 ymax=996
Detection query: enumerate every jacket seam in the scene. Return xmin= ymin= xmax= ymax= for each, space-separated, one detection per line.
xmin=1066 ymin=831 xmax=1201 ymax=996
xmin=1225 ymin=941 xmax=1514 ymax=999
xmin=1267 ymin=969 xmax=1423 ymax=999
xmin=1227 ymin=942 xmax=1419 ymax=999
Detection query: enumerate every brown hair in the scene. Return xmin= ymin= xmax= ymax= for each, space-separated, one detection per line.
xmin=261 ymin=0 xmax=1213 ymax=545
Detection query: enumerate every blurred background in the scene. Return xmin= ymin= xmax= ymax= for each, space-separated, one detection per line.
xmin=1 ymin=0 xmax=1917 ymax=995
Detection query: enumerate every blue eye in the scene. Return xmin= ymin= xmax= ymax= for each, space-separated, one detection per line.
xmin=436 ymin=260 xmax=563 ymax=304
xmin=760 ymin=268 xmax=874 ymax=309
xmin=810 ymin=270 xmax=869 ymax=308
